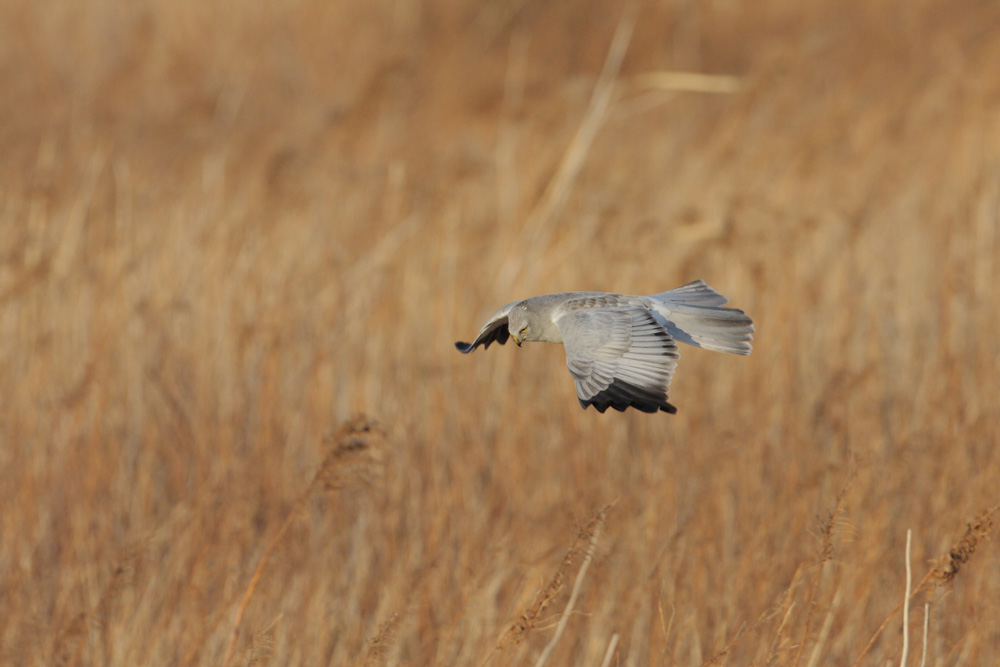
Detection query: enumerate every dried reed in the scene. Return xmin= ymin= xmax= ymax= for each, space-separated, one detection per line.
xmin=487 ymin=505 xmax=612 ymax=664
xmin=793 ymin=483 xmax=850 ymax=667
xmin=4 ymin=0 xmax=1000 ymax=663
xmin=50 ymin=539 xmax=148 ymax=667
xmin=534 ymin=504 xmax=609 ymax=667
xmin=853 ymin=504 xmax=1000 ymax=666
xmin=362 ymin=612 xmax=402 ymax=667
xmin=222 ymin=416 xmax=384 ymax=667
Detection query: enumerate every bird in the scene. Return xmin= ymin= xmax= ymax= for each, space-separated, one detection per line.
xmin=455 ymin=280 xmax=753 ymax=414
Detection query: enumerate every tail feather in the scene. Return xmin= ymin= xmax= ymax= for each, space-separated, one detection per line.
xmin=647 ymin=281 xmax=754 ymax=355
xmin=651 ymin=279 xmax=730 ymax=307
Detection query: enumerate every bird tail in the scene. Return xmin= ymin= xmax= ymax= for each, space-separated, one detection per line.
xmin=648 ymin=280 xmax=754 ymax=355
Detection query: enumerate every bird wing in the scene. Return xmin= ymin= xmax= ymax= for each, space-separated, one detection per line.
xmin=556 ymin=305 xmax=679 ymax=413
xmin=455 ymin=301 xmax=516 ymax=353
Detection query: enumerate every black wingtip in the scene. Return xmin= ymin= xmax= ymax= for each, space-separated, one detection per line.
xmin=455 ymin=341 xmax=474 ymax=353
xmin=580 ymin=380 xmax=678 ymax=415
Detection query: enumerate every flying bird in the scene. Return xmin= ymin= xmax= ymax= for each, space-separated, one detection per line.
xmin=455 ymin=280 xmax=753 ymax=414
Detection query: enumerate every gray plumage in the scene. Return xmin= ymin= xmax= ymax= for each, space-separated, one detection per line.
xmin=455 ymin=280 xmax=753 ymax=414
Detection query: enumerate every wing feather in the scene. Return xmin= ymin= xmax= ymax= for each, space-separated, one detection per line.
xmin=557 ymin=307 xmax=679 ymax=414
xmin=455 ymin=302 xmax=516 ymax=353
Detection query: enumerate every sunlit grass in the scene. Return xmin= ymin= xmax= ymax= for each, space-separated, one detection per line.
xmin=1 ymin=0 xmax=999 ymax=664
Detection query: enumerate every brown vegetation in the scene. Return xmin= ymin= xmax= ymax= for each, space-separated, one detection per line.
xmin=2 ymin=0 xmax=999 ymax=664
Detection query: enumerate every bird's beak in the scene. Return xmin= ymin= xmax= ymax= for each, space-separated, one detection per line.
xmin=513 ymin=334 xmax=521 ymax=346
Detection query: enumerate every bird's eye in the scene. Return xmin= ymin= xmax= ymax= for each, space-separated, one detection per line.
xmin=520 ymin=326 xmax=528 ymax=334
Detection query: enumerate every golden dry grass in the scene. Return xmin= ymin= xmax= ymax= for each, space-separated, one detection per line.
xmin=2 ymin=0 xmax=1000 ymax=664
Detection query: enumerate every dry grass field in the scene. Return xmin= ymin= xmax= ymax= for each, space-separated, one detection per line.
xmin=2 ymin=0 xmax=1000 ymax=664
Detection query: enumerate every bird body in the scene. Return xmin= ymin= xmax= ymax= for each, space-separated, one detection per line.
xmin=455 ymin=280 xmax=753 ymax=414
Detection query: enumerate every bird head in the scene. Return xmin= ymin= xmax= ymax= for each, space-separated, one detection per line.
xmin=507 ymin=304 xmax=532 ymax=346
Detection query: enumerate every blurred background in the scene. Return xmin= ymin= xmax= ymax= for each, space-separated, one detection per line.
xmin=2 ymin=0 xmax=999 ymax=664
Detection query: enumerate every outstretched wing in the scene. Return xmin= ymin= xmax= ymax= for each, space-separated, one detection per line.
xmin=556 ymin=306 xmax=679 ymax=414
xmin=455 ymin=302 xmax=516 ymax=353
